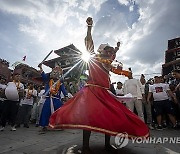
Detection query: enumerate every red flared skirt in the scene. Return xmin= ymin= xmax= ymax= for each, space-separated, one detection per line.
xmin=49 ymin=86 xmax=149 ymax=138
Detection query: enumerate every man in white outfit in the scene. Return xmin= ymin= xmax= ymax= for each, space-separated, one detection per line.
xmin=123 ymin=71 xmax=145 ymax=121
xmin=0 ymin=73 xmax=24 ymax=131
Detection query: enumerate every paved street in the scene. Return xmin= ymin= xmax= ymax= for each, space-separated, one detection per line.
xmin=0 ymin=124 xmax=179 ymax=154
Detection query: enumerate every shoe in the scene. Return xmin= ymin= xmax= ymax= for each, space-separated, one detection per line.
xmin=148 ymin=124 xmax=154 ymax=130
xmin=24 ymin=124 xmax=29 ymax=128
xmin=11 ymin=126 xmax=16 ymax=131
xmin=0 ymin=127 xmax=5 ymax=131
xmin=39 ymin=127 xmax=47 ymax=132
xmin=172 ymin=125 xmax=179 ymax=130
xmin=35 ymin=124 xmax=39 ymax=127
xmin=156 ymin=125 xmax=163 ymax=130
xmin=38 ymin=127 xmax=48 ymax=134
xmin=162 ymin=123 xmax=167 ymax=129
xmin=15 ymin=124 xmax=20 ymax=128
xmin=154 ymin=124 xmax=158 ymax=128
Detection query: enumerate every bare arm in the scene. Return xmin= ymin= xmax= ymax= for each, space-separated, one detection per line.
xmin=110 ymin=68 xmax=130 ymax=77
xmin=175 ymin=83 xmax=180 ymax=92
xmin=114 ymin=42 xmax=121 ymax=53
xmin=85 ymin=17 xmax=94 ymax=54
xmin=38 ymin=63 xmax=43 ymax=73
xmin=147 ymin=92 xmax=152 ymax=103
xmin=167 ymin=90 xmax=178 ymax=104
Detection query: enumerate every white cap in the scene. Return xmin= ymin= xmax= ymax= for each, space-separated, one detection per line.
xmin=97 ymin=43 xmax=110 ymax=53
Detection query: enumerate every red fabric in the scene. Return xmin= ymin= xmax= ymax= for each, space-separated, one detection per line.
xmin=49 ymin=59 xmax=149 ymax=138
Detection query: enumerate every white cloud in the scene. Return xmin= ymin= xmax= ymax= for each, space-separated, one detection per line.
xmin=0 ymin=0 xmax=179 ymax=82
xmin=79 ymin=1 xmax=91 ymax=11
xmin=108 ymin=0 xmax=180 ymax=82
xmin=19 ymin=24 xmax=46 ymax=42
xmin=79 ymin=0 xmax=107 ymax=13
xmin=129 ymin=5 xmax=134 ymax=12
xmin=117 ymin=0 xmax=129 ymax=6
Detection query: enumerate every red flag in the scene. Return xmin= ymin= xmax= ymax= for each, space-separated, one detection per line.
xmin=22 ymin=56 xmax=26 ymax=61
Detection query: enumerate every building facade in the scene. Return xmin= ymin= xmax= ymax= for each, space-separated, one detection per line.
xmin=13 ymin=63 xmax=42 ymax=87
xmin=43 ymin=44 xmax=87 ymax=82
xmin=0 ymin=58 xmax=42 ymax=87
xmin=0 ymin=58 xmax=11 ymax=81
xmin=162 ymin=37 xmax=180 ymax=76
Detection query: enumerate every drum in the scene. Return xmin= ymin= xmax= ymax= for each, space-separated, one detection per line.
xmin=5 ymin=83 xmax=19 ymax=101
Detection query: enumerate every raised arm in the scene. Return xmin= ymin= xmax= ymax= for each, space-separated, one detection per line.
xmin=38 ymin=63 xmax=43 ymax=73
xmin=114 ymin=42 xmax=121 ymax=53
xmin=110 ymin=67 xmax=130 ymax=77
xmin=38 ymin=63 xmax=48 ymax=82
xmin=84 ymin=17 xmax=94 ymax=54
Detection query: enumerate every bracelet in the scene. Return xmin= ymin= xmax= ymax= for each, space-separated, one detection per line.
xmin=87 ymin=25 xmax=93 ymax=27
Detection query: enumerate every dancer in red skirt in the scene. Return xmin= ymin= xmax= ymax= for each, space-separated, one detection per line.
xmin=49 ymin=17 xmax=149 ymax=153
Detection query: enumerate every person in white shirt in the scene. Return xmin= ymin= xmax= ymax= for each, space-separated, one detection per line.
xmin=147 ymin=76 xmax=178 ymax=130
xmin=16 ymin=83 xmax=37 ymax=128
xmin=35 ymin=86 xmax=45 ymax=127
xmin=140 ymin=74 xmax=154 ymax=130
xmin=30 ymin=86 xmax=41 ymax=125
xmin=123 ymin=71 xmax=145 ymax=121
xmin=0 ymin=73 xmax=24 ymax=131
xmin=116 ymin=82 xmax=124 ymax=96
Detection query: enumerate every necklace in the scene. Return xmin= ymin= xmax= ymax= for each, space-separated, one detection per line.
xmin=13 ymin=80 xmax=20 ymax=89
xmin=49 ymin=79 xmax=61 ymax=95
xmin=95 ymin=56 xmax=129 ymax=77
xmin=26 ymin=88 xmax=34 ymax=99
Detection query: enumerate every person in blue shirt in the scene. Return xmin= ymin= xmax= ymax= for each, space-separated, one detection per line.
xmin=38 ymin=64 xmax=68 ymax=131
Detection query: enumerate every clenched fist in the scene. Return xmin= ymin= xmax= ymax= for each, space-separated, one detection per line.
xmin=86 ymin=17 xmax=93 ymax=26
xmin=117 ymin=42 xmax=120 ymax=47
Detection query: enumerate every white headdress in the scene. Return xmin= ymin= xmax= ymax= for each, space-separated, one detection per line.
xmin=97 ymin=43 xmax=110 ymax=53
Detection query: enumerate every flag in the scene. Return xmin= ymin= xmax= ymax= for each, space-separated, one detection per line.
xmin=22 ymin=56 xmax=26 ymax=61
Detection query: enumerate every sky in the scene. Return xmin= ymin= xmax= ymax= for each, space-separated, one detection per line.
xmin=0 ymin=0 xmax=180 ymax=83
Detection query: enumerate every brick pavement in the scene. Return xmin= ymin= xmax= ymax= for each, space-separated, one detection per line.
xmin=0 ymin=125 xmax=179 ymax=154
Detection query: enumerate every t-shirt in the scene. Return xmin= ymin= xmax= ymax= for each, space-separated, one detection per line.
xmin=21 ymin=89 xmax=37 ymax=106
xmin=149 ymin=83 xmax=169 ymax=101
xmin=37 ymin=89 xmax=46 ymax=106
xmin=123 ymin=78 xmax=144 ymax=99
xmin=116 ymin=88 xmax=124 ymax=96
xmin=38 ymin=89 xmax=45 ymax=98
xmin=5 ymin=82 xmax=24 ymax=101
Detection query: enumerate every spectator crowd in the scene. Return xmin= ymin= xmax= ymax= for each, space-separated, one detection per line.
xmin=0 ymin=69 xmax=86 ymax=131
xmin=0 ymin=68 xmax=179 ymax=131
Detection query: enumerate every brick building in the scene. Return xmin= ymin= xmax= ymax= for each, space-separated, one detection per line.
xmin=0 ymin=58 xmax=42 ymax=87
xmin=14 ymin=63 xmax=42 ymax=87
xmin=162 ymin=37 xmax=180 ymax=76
xmin=0 ymin=58 xmax=11 ymax=81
